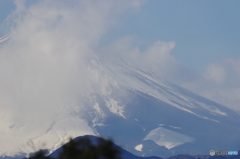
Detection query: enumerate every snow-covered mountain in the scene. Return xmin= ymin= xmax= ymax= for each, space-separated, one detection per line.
xmin=0 ymin=35 xmax=240 ymax=159
xmin=79 ymin=57 xmax=240 ymax=158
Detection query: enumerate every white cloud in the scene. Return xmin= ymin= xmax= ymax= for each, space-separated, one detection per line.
xmin=227 ymin=58 xmax=240 ymax=78
xmin=203 ymin=63 xmax=226 ymax=84
xmin=103 ymin=35 xmax=192 ymax=83
xmin=181 ymin=58 xmax=240 ymax=111
xmin=137 ymin=40 xmax=176 ymax=73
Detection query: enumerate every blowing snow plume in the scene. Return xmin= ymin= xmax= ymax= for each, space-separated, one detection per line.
xmin=0 ymin=0 xmax=142 ymax=157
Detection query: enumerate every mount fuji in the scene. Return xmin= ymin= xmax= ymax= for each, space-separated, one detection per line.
xmin=0 ymin=35 xmax=240 ymax=159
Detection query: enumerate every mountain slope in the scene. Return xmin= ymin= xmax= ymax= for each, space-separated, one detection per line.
xmin=80 ymin=57 xmax=240 ymax=158
xmin=0 ymin=36 xmax=240 ymax=158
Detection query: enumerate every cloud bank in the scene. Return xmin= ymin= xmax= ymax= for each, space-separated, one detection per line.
xmin=0 ymin=0 xmax=144 ymax=156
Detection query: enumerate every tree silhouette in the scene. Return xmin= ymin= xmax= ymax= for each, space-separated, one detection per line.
xmin=28 ymin=136 xmax=122 ymax=159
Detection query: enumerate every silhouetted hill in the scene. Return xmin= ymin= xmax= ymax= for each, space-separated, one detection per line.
xmin=48 ymin=135 xmax=163 ymax=159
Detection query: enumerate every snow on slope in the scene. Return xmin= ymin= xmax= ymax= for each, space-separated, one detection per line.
xmin=0 ymin=34 xmax=8 ymax=47
xmin=135 ymin=144 xmax=143 ymax=152
xmin=143 ymin=127 xmax=194 ymax=149
xmin=0 ymin=109 xmax=95 ymax=157
xmin=96 ymin=57 xmax=229 ymax=121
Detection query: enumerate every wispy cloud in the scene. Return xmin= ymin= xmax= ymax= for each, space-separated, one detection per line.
xmin=203 ymin=63 xmax=226 ymax=84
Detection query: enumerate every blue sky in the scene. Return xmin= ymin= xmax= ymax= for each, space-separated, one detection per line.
xmin=104 ymin=0 xmax=240 ymax=71
xmin=0 ymin=0 xmax=240 ymax=110
xmin=0 ymin=1 xmax=14 ymax=28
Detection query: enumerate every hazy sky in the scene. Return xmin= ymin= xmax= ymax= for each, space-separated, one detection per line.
xmin=0 ymin=0 xmax=240 ymax=111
